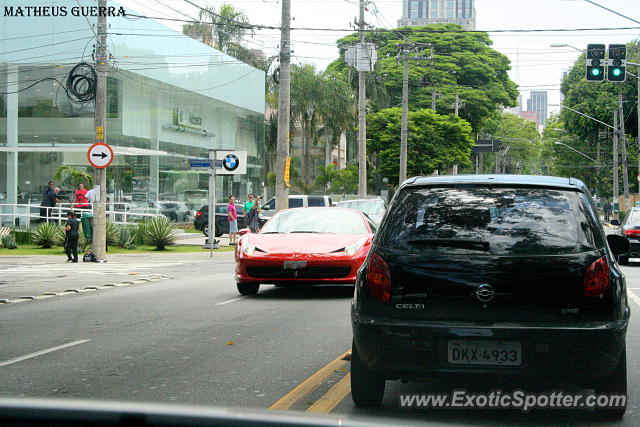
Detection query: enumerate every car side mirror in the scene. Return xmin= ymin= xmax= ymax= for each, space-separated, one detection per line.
xmin=607 ymin=234 xmax=630 ymax=256
xmin=238 ymin=228 xmax=251 ymax=236
xmin=610 ymin=219 xmax=621 ymax=226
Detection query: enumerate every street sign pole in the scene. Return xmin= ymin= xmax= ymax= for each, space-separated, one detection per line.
xmin=207 ymin=149 xmax=218 ymax=258
xmin=93 ymin=0 xmax=108 ymax=261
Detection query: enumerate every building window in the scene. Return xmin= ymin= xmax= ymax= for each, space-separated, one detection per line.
xmin=447 ymin=0 xmax=454 ymax=18
xmin=410 ymin=1 xmax=419 ymax=19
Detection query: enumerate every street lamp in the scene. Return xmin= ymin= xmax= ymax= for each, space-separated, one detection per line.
xmin=550 ymin=44 xmax=583 ymax=52
xmin=553 ymin=141 xmax=597 ymax=163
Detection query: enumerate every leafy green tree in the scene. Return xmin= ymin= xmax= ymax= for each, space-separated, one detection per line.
xmin=328 ymin=24 xmax=518 ymax=130
xmin=368 ymin=107 xmax=474 ymax=184
xmin=475 ymin=112 xmax=541 ymax=174
xmin=541 ymin=114 xmax=611 ymax=197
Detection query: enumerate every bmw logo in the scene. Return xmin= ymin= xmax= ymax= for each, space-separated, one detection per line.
xmin=223 ymin=154 xmax=239 ymax=172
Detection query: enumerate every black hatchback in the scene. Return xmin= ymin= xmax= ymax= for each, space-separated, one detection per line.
xmin=351 ymin=175 xmax=630 ymax=419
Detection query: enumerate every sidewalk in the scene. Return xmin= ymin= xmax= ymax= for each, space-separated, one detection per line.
xmin=0 ymin=250 xmax=235 ymax=302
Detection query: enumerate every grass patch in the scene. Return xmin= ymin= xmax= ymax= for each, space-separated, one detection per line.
xmin=0 ymin=244 xmax=235 ymax=256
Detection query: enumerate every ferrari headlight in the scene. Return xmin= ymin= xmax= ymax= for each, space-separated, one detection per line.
xmin=344 ymin=237 xmax=367 ymax=256
xmin=243 ymin=243 xmax=256 ymax=255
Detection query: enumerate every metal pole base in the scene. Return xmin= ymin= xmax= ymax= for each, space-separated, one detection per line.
xmin=203 ymin=238 xmax=220 ymax=250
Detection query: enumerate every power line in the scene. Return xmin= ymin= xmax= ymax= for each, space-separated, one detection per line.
xmin=125 ymin=12 xmax=640 ymax=34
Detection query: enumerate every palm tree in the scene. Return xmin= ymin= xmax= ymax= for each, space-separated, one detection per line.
xmin=54 ymin=165 xmax=94 ymax=189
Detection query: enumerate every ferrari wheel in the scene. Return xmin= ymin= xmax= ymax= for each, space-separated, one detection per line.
xmin=237 ymin=282 xmax=259 ymax=295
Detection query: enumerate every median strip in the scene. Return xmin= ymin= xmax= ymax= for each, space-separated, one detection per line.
xmin=269 ymin=350 xmax=351 ymax=412
xmin=305 ymin=373 xmax=352 ymax=414
xmin=0 ymin=274 xmax=170 ymax=306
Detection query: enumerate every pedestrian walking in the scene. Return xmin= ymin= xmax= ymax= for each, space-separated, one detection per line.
xmin=39 ymin=181 xmax=60 ymax=222
xmin=64 ymin=211 xmax=80 ymax=263
xmin=246 ymin=196 xmax=261 ymax=233
xmin=243 ymin=193 xmax=255 ymax=216
xmin=227 ymin=195 xmax=238 ymax=245
xmin=604 ymin=201 xmax=612 ymax=222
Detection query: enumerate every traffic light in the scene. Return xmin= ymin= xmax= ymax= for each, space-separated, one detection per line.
xmin=607 ymin=44 xmax=626 ymax=82
xmin=586 ymin=44 xmax=605 ymax=81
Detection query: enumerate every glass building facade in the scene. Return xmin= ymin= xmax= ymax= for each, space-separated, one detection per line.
xmin=0 ymin=1 xmax=265 ymax=224
xmin=399 ymin=0 xmax=476 ymax=29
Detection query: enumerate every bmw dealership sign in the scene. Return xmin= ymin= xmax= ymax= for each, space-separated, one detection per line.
xmin=216 ymin=151 xmax=247 ymax=175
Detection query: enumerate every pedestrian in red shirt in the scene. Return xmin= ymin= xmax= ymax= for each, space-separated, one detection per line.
xmin=74 ymin=183 xmax=90 ymax=210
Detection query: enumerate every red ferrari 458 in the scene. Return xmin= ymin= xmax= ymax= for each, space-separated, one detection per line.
xmin=235 ymin=207 xmax=376 ymax=295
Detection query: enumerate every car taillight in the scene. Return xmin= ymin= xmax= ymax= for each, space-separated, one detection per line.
xmin=624 ymin=229 xmax=640 ymax=237
xmin=366 ymin=253 xmax=391 ymax=303
xmin=196 ymin=211 xmax=202 ymax=218
xmin=583 ymin=256 xmax=610 ymax=297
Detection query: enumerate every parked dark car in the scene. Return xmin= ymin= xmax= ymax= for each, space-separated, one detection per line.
xmin=351 ymin=175 xmax=630 ymax=419
xmin=194 ymin=204 xmax=267 ymax=237
xmin=611 ymin=207 xmax=640 ymax=265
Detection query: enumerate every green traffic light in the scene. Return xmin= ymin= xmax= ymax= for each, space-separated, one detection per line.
xmin=613 ymin=68 xmax=621 ymax=77
xmin=591 ymin=68 xmax=601 ymax=76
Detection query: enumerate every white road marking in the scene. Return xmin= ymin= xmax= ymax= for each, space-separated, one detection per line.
xmin=0 ymin=340 xmax=91 ymax=368
xmin=215 ymin=297 xmax=246 ymax=306
xmin=627 ymin=289 xmax=640 ymax=307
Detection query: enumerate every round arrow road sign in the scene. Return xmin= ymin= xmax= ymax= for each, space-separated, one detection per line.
xmin=87 ymin=143 xmax=114 ymax=168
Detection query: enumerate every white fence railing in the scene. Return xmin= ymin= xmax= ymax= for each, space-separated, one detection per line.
xmin=0 ymin=202 xmax=165 ymax=228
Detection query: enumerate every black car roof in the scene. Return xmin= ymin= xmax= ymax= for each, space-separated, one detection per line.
xmin=402 ymin=174 xmax=588 ymax=192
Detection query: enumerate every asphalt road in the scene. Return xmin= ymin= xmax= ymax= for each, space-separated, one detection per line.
xmin=1 ymin=257 xmax=640 ymax=425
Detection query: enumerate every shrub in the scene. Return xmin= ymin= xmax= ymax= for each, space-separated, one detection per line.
xmin=31 ymin=222 xmax=64 ymax=248
xmin=106 ymin=220 xmax=118 ymax=247
xmin=115 ymin=227 xmax=135 ymax=249
xmin=131 ymin=221 xmax=148 ymax=246
xmin=13 ymin=230 xmax=32 ymax=245
xmin=1 ymin=233 xmax=18 ymax=249
xmin=144 ymin=216 xmax=176 ymax=251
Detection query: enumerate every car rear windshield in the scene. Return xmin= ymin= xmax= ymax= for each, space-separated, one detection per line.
xmin=378 ymin=186 xmax=600 ymax=255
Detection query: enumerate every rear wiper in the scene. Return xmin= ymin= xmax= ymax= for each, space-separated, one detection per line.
xmin=261 ymin=231 xmax=282 ymax=234
xmin=407 ymin=238 xmax=490 ymax=251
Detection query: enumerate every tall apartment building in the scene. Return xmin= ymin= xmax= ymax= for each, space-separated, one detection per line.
xmin=398 ymin=0 xmax=476 ymax=30
xmin=526 ymin=91 xmax=548 ymax=127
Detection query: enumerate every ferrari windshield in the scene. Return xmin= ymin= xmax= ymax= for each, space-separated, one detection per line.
xmin=261 ymin=208 xmax=368 ymax=234
xmin=336 ymin=200 xmax=386 ymax=215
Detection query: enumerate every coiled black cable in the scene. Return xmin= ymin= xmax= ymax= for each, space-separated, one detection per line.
xmin=66 ymin=62 xmax=96 ymax=103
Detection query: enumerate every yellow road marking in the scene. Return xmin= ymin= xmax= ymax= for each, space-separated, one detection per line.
xmin=269 ymin=350 xmax=351 ymax=411
xmin=306 ymin=373 xmax=351 ymax=414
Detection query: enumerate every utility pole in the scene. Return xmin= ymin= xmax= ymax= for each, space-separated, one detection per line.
xmin=275 ymin=0 xmax=291 ymax=212
xmin=357 ymin=0 xmax=367 ymax=197
xmin=452 ymin=94 xmax=461 ymax=175
xmin=93 ymin=0 xmax=108 ymax=260
xmin=613 ymin=109 xmax=619 ymax=219
xmin=637 ymin=43 xmax=640 ymax=192
xmin=399 ymin=45 xmax=409 ymax=184
xmin=619 ymin=93 xmax=630 ymax=211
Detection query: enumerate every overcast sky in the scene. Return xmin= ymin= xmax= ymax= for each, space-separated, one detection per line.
xmin=121 ymin=0 xmax=640 ymax=115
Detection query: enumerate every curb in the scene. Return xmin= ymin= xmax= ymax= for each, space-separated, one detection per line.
xmin=0 ymin=274 xmax=171 ymax=306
